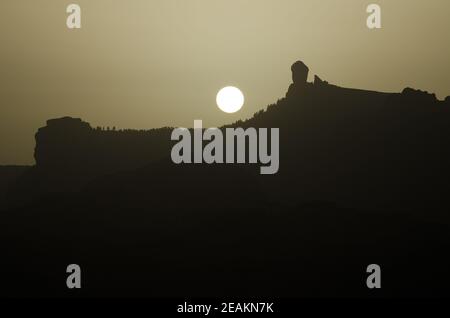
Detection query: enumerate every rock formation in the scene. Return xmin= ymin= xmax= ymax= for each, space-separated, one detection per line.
xmin=34 ymin=117 xmax=172 ymax=173
xmin=286 ymin=61 xmax=311 ymax=99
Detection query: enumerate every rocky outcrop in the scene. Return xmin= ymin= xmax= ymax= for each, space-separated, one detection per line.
xmin=401 ymin=87 xmax=438 ymax=104
xmin=313 ymin=75 xmax=328 ymax=86
xmin=34 ymin=117 xmax=172 ymax=173
xmin=291 ymin=61 xmax=309 ymax=84
xmin=286 ymin=61 xmax=310 ymax=99
xmin=35 ymin=117 xmax=92 ymax=169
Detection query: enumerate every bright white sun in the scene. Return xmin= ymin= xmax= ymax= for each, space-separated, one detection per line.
xmin=216 ymin=86 xmax=244 ymax=113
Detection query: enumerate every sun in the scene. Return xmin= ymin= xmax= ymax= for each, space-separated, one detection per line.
xmin=216 ymin=86 xmax=244 ymax=113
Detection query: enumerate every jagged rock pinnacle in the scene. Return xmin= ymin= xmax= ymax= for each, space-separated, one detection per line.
xmin=286 ymin=61 xmax=310 ymax=99
xmin=291 ymin=61 xmax=309 ymax=85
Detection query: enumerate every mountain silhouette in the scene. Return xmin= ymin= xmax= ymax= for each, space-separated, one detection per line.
xmin=6 ymin=60 xmax=450 ymax=210
xmin=1 ymin=61 xmax=450 ymax=297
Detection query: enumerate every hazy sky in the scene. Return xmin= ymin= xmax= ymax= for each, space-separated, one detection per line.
xmin=1 ymin=0 xmax=450 ymax=164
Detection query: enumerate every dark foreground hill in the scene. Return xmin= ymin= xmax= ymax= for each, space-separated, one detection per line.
xmin=2 ymin=162 xmax=450 ymax=297
xmin=1 ymin=61 xmax=450 ymax=297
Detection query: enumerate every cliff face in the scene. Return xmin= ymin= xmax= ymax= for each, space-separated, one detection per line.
xmin=34 ymin=116 xmax=173 ymax=173
xmin=35 ymin=117 xmax=92 ymax=169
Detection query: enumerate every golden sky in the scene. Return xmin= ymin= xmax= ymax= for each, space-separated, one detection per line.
xmin=1 ymin=0 xmax=450 ymax=164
